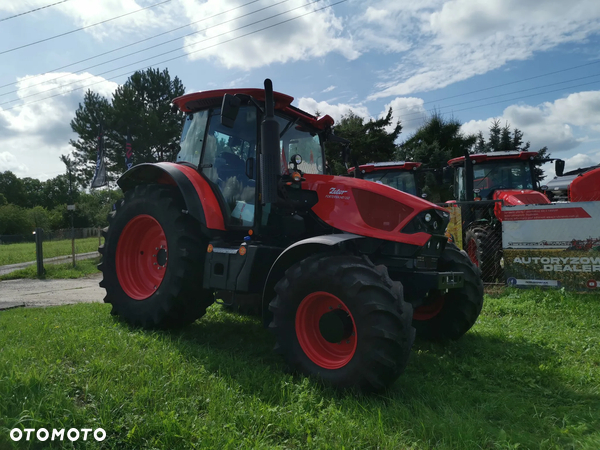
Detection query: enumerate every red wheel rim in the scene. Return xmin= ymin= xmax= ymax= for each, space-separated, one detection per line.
xmin=467 ymin=238 xmax=479 ymax=267
xmin=413 ymin=295 xmax=445 ymax=320
xmin=116 ymin=214 xmax=168 ymax=300
xmin=295 ymin=292 xmax=357 ymax=369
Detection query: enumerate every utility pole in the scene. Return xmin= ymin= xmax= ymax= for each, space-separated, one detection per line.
xmin=61 ymin=154 xmax=76 ymax=268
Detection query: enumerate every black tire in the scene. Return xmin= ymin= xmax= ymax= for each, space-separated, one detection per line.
xmin=98 ymin=184 xmax=213 ymax=328
xmin=268 ymin=254 xmax=415 ymax=391
xmin=412 ymin=243 xmax=484 ymax=340
xmin=464 ymin=226 xmax=501 ymax=282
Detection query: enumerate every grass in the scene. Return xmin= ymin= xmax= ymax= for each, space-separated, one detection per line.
xmin=0 ymin=289 xmax=599 ymax=449
xmin=0 ymin=257 xmax=101 ymax=281
xmin=0 ymin=237 xmax=100 ymax=266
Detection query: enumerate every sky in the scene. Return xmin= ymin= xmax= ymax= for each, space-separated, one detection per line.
xmin=1 ymin=0 xmax=599 ymax=182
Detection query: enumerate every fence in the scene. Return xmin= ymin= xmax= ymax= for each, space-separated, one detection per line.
xmin=443 ymin=201 xmax=505 ymax=284
xmin=0 ymin=228 xmax=102 ymax=274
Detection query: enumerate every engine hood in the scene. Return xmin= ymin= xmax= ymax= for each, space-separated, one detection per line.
xmin=493 ymin=189 xmax=551 ymax=222
xmin=301 ymin=174 xmax=446 ymax=246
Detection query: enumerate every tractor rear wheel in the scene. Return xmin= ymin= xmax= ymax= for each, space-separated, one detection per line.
xmin=269 ymin=254 xmax=415 ymax=391
xmin=412 ymin=243 xmax=484 ymax=340
xmin=98 ymin=184 xmax=213 ymax=328
xmin=464 ymin=226 xmax=501 ymax=281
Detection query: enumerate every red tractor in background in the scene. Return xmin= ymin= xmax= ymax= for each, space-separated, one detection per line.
xmin=347 ymin=161 xmax=423 ymax=197
xmin=446 ymin=151 xmax=556 ymax=280
xmin=98 ymin=79 xmax=484 ymax=391
xmin=543 ymin=163 xmax=600 ymax=202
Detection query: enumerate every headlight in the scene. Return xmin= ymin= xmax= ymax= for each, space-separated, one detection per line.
xmin=402 ymin=209 xmax=449 ymax=235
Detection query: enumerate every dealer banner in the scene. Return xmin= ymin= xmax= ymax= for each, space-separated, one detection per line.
xmin=502 ymin=201 xmax=600 ymax=290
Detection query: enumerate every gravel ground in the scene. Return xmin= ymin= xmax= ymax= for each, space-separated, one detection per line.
xmin=0 ymin=273 xmax=104 ymax=310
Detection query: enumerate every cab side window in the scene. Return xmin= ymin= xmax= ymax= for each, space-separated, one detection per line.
xmin=176 ymin=110 xmax=209 ymax=166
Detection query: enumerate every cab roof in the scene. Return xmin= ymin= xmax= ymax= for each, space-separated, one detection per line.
xmin=347 ymin=161 xmax=422 ymax=174
xmin=448 ymin=151 xmax=539 ymax=166
xmin=172 ymin=88 xmax=335 ymax=130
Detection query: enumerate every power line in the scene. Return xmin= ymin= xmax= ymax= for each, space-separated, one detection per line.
xmin=2 ymin=0 xmax=348 ymax=113
xmin=0 ymin=0 xmax=171 ymax=56
xmin=400 ymin=78 xmax=600 ymax=126
xmin=0 ymin=0 xmax=290 ymax=101
xmin=0 ymin=0 xmax=321 ymax=107
xmin=395 ymin=73 xmax=600 ymax=122
xmin=0 ymin=0 xmax=72 ymax=23
xmin=390 ymin=60 xmax=600 ymax=115
xmin=0 ymin=0 xmax=263 ymax=91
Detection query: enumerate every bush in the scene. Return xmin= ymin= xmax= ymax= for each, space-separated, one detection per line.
xmin=0 ymin=204 xmax=33 ymax=235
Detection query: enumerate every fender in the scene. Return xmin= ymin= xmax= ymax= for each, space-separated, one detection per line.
xmin=118 ymin=162 xmax=226 ymax=231
xmin=261 ymin=233 xmax=364 ymax=321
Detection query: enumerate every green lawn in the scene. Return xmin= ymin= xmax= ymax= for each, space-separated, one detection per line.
xmin=0 ymin=289 xmax=599 ymax=449
xmin=0 ymin=257 xmax=101 ymax=281
xmin=0 ymin=237 xmax=100 ymax=266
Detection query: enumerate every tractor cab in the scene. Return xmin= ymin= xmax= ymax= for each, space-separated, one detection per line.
xmin=448 ymin=151 xmax=540 ymax=202
xmin=347 ymin=162 xmax=422 ymax=196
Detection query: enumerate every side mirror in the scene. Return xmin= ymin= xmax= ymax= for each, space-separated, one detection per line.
xmin=555 ymin=159 xmax=565 ymax=177
xmin=245 ymin=157 xmax=255 ymax=180
xmin=442 ymin=166 xmax=454 ymax=184
xmin=221 ymin=94 xmax=241 ymax=128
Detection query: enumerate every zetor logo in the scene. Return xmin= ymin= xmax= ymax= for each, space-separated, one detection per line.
xmin=329 ymin=187 xmax=348 ymax=195
xmin=10 ymin=428 xmax=106 ymax=442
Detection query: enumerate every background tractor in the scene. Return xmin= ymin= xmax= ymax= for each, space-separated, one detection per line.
xmin=98 ymin=79 xmax=484 ymax=391
xmin=543 ymin=162 xmax=600 ymax=202
xmin=445 ymin=151 xmax=560 ymax=281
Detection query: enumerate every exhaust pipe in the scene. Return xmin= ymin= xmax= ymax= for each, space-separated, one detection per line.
xmin=260 ymin=79 xmax=281 ymax=205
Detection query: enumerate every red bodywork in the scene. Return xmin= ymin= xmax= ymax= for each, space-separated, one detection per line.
xmin=303 ymin=174 xmax=443 ymax=246
xmin=172 ymin=89 xmax=334 ymax=130
xmin=570 ymin=167 xmax=600 ymax=202
xmin=493 ymin=189 xmax=551 ymax=221
xmin=348 ymin=161 xmax=422 ymax=175
xmin=157 ymin=162 xmax=226 ymax=231
xmin=448 ymin=151 xmax=539 ymax=166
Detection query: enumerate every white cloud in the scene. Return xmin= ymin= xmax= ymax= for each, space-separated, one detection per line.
xmin=0 ymin=72 xmax=118 ymax=179
xmin=381 ymin=97 xmax=428 ymax=135
xmin=297 ymin=98 xmax=370 ymax=123
xmin=0 ymin=0 xmax=175 ymax=41
xmin=179 ymin=0 xmax=359 ymax=69
xmin=0 ymin=151 xmax=28 ymax=174
xmin=461 ymin=91 xmax=600 ymax=153
xmin=322 ymin=85 xmax=336 ymax=93
xmin=366 ymin=0 xmax=600 ymax=99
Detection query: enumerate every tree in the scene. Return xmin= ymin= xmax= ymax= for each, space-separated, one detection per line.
xmin=69 ymin=90 xmax=112 ymax=187
xmin=69 ymin=68 xmax=185 ymax=187
xmin=0 ymin=171 xmax=26 ymax=206
xmin=479 ymin=119 xmax=548 ymax=181
xmin=397 ymin=112 xmax=476 ymax=201
xmin=21 ymin=177 xmax=45 ymax=209
xmin=325 ymin=109 xmax=402 ymax=175
xmin=0 ymin=204 xmax=32 ymax=235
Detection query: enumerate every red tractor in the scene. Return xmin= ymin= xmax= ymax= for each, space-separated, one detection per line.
xmin=347 ymin=161 xmax=423 ymax=197
xmin=98 ymin=80 xmax=483 ymax=391
xmin=446 ymin=151 xmax=555 ymax=280
xmin=543 ymin=163 xmax=600 ymax=202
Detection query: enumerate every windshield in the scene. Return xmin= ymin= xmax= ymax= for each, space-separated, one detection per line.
xmin=363 ymin=170 xmax=417 ymax=195
xmin=275 ymin=115 xmax=324 ymax=174
xmin=473 ymin=160 xmax=533 ymax=199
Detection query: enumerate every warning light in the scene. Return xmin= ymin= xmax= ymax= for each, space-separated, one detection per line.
xmin=207 ymin=244 xmax=213 ymax=253
xmin=248 ymin=229 xmax=253 ymax=236
xmin=239 ymin=246 xmax=247 ymax=256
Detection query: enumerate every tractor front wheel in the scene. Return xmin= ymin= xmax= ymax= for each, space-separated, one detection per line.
xmin=464 ymin=226 xmax=501 ymax=282
xmin=99 ymin=184 xmax=213 ymax=328
xmin=269 ymin=254 xmax=415 ymax=391
xmin=412 ymin=243 xmax=484 ymax=340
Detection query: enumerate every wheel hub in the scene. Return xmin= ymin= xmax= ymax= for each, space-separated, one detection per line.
xmin=295 ymin=292 xmax=357 ymax=369
xmin=116 ymin=215 xmax=168 ymax=300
